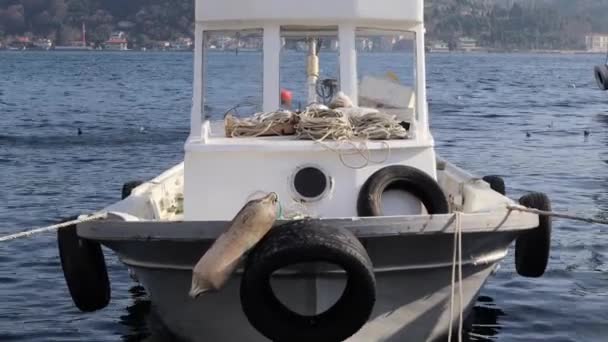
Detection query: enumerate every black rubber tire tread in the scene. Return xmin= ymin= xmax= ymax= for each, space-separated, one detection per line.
xmin=515 ymin=192 xmax=552 ymax=278
xmin=357 ymin=165 xmax=449 ymax=216
xmin=482 ymin=175 xmax=506 ymax=195
xmin=594 ymin=64 xmax=608 ymax=91
xmin=122 ymin=180 xmax=144 ymax=199
xmin=240 ymin=220 xmax=376 ymax=342
xmin=57 ymin=216 xmax=111 ymax=312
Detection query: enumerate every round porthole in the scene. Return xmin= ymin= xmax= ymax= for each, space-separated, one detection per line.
xmin=291 ymin=165 xmax=331 ymax=201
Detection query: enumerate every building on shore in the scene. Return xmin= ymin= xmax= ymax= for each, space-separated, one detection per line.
xmin=585 ymin=34 xmax=608 ymax=52
xmin=105 ymin=32 xmax=128 ymax=51
xmin=32 ymin=38 xmax=52 ymax=50
xmin=428 ymin=40 xmax=449 ymax=53
xmin=54 ymin=23 xmax=91 ymax=51
xmin=456 ymin=37 xmax=478 ymax=52
xmin=170 ymin=37 xmax=194 ymax=51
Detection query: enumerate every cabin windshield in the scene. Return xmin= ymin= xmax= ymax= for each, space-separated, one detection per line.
xmin=200 ymin=26 xmax=417 ymax=124
xmin=202 ymin=29 xmax=263 ymax=119
xmin=356 ymin=28 xmax=416 ymax=121
xmin=279 ymin=26 xmax=340 ymax=110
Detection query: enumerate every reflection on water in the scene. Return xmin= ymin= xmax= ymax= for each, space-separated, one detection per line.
xmin=120 ymin=285 xmax=179 ymax=342
xmin=464 ymin=296 xmax=506 ymax=342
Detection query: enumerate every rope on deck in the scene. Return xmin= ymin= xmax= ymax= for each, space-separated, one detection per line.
xmin=0 ymin=212 xmax=107 ymax=242
xmin=507 ymin=205 xmax=608 ymax=225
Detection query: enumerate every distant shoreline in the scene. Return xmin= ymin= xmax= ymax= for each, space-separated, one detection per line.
xmin=0 ymin=48 xmax=605 ymax=55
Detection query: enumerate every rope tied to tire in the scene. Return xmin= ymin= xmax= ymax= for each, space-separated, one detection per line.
xmin=506 ymin=205 xmax=608 ymax=225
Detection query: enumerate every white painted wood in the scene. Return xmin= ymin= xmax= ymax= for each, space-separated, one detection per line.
xmin=195 ymin=0 xmax=423 ymax=25
xmin=184 ymin=146 xmax=437 ymax=220
xmin=190 ymin=24 xmax=204 ymax=138
xmin=79 ymin=209 xmax=538 ymax=241
xmin=414 ymin=24 xmax=428 ymax=140
xmin=263 ymin=24 xmax=280 ymax=112
xmin=339 ymin=24 xmax=358 ymax=105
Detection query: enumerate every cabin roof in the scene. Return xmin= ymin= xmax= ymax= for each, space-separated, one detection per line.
xmin=195 ymin=0 xmax=423 ymax=26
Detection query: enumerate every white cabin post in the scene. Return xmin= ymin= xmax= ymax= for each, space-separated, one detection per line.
xmin=415 ymin=24 xmax=428 ymax=140
xmin=190 ymin=23 xmax=204 ymax=139
xmin=263 ymin=24 xmax=280 ymax=112
xmin=339 ymin=24 xmax=358 ymax=106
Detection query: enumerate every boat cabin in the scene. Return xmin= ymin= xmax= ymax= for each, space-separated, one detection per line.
xmin=184 ymin=0 xmax=435 ymax=220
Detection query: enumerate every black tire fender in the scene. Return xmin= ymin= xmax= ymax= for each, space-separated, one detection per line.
xmin=240 ymin=220 xmax=376 ymax=342
xmin=122 ymin=180 xmax=144 ymax=199
xmin=594 ymin=64 xmax=608 ymax=91
xmin=515 ymin=192 xmax=552 ymax=278
xmin=482 ymin=175 xmax=506 ymax=195
xmin=357 ymin=165 xmax=449 ymax=216
xmin=57 ymin=216 xmax=111 ymax=312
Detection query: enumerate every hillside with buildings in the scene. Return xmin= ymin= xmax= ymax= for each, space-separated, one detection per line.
xmin=425 ymin=0 xmax=608 ymax=51
xmin=0 ymin=0 xmax=607 ymax=51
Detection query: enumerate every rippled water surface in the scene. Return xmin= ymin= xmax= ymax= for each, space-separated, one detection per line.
xmin=0 ymin=51 xmax=607 ymax=341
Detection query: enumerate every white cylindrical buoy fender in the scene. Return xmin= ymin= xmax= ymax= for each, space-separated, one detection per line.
xmin=189 ymin=192 xmax=278 ymax=297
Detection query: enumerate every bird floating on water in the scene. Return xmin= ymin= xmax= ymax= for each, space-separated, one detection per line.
xmin=77 ymin=128 xmax=82 ymax=136
xmin=584 ymin=130 xmax=590 ymax=137
xmin=526 ymin=131 xmax=531 ymax=138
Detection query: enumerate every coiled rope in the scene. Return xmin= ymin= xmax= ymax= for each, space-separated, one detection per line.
xmin=296 ymin=107 xmax=353 ymax=141
xmin=0 ymin=212 xmax=107 ymax=242
xmin=226 ymin=110 xmax=295 ymax=137
xmin=350 ymin=111 xmax=408 ymax=140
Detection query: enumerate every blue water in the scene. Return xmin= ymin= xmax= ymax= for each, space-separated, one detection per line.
xmin=0 ymin=51 xmax=607 ymax=341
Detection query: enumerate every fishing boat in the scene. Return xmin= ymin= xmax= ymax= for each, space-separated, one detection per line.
xmin=59 ymin=0 xmax=553 ymax=341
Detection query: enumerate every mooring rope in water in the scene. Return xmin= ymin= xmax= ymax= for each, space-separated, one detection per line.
xmin=507 ymin=205 xmax=608 ymax=225
xmin=0 ymin=212 xmax=107 ymax=242
xmin=447 ymin=211 xmax=464 ymax=342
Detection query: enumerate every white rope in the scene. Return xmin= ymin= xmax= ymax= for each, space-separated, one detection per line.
xmin=296 ymin=107 xmax=353 ymax=141
xmin=296 ymin=107 xmax=395 ymax=169
xmin=0 ymin=212 xmax=108 ymax=242
xmin=350 ymin=111 xmax=408 ymax=140
xmin=448 ymin=211 xmax=464 ymax=342
xmin=507 ymin=205 xmax=608 ymax=225
xmin=226 ymin=110 xmax=295 ymax=137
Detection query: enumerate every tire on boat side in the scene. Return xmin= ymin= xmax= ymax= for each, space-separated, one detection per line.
xmin=57 ymin=215 xmax=111 ymax=312
xmin=594 ymin=65 xmax=608 ymax=91
xmin=240 ymin=220 xmax=376 ymax=342
xmin=122 ymin=180 xmax=144 ymax=199
xmin=515 ymin=192 xmax=552 ymax=278
xmin=357 ymin=165 xmax=449 ymax=216
xmin=482 ymin=175 xmax=506 ymax=195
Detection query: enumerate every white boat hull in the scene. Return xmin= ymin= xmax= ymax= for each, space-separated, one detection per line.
xmin=99 ymin=230 xmax=516 ymax=342
xmin=75 ymin=159 xmax=540 ymax=341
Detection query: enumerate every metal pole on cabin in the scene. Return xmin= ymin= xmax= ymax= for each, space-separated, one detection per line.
xmin=307 ymin=38 xmax=319 ymax=104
